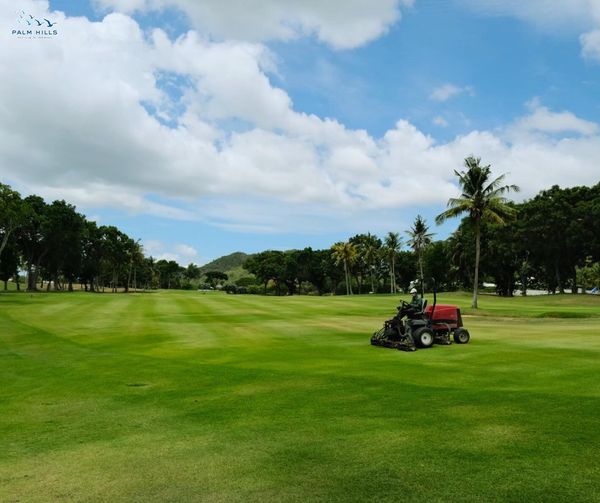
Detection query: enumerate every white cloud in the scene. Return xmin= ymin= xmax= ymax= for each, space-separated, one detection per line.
xmin=581 ymin=29 xmax=600 ymax=60
xmin=94 ymin=0 xmax=414 ymax=49
xmin=1 ymin=4 xmax=600 ymax=240
xmin=143 ymin=240 xmax=203 ymax=264
xmin=430 ymin=84 xmax=473 ymax=102
xmin=506 ymin=99 xmax=599 ymax=139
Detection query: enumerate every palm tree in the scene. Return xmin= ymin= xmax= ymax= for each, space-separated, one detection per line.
xmin=384 ymin=232 xmax=401 ymax=293
xmin=331 ymin=241 xmax=357 ymax=295
xmin=406 ymin=215 xmax=434 ymax=297
xmin=435 ymin=156 xmax=519 ymax=308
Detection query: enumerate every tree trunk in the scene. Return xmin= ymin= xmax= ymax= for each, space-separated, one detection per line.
xmin=343 ymin=260 xmax=349 ymax=295
xmin=127 ymin=262 xmax=132 ymax=293
xmin=15 ymin=275 xmax=20 ymax=291
xmin=3 ymin=280 xmax=7 ymax=290
xmin=472 ymin=220 xmax=480 ymax=309
xmin=555 ymin=262 xmax=564 ymax=294
xmin=27 ymin=263 xmax=37 ymax=291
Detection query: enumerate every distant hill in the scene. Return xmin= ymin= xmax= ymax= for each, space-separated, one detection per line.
xmin=199 ymin=252 xmax=252 ymax=275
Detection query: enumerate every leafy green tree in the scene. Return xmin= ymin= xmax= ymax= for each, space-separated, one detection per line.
xmin=394 ymin=250 xmax=417 ymax=292
xmin=101 ymin=226 xmax=135 ymax=292
xmin=448 ymin=214 xmax=522 ymax=296
xmin=139 ymin=256 xmax=159 ymax=290
xmin=482 ymin=214 xmax=522 ymax=296
xmin=289 ymin=248 xmax=322 ymax=295
xmin=520 ymin=187 xmax=571 ymax=293
xmin=205 ymin=271 xmax=228 ymax=289
xmin=422 ymin=240 xmax=453 ymax=291
xmin=41 ymin=200 xmax=85 ymax=291
xmin=436 ymin=157 xmax=519 ymax=308
xmin=0 ymin=183 xmax=25 ymax=270
xmin=406 ymin=215 xmax=434 ymax=297
xmin=156 ymin=259 xmax=184 ymax=289
xmin=244 ymin=251 xmax=285 ymax=294
xmin=446 ymin=227 xmax=473 ymax=290
xmin=18 ymin=195 xmax=49 ymax=291
xmin=79 ymin=221 xmax=104 ymax=292
xmin=520 ymin=184 xmax=599 ymax=294
xmin=0 ymin=239 xmax=20 ymax=290
xmin=185 ymin=263 xmax=201 ymax=282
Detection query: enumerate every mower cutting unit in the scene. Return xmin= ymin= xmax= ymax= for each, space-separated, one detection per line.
xmin=371 ymin=285 xmax=470 ymax=352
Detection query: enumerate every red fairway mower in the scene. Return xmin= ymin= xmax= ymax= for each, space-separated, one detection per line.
xmin=371 ymin=281 xmax=471 ymax=351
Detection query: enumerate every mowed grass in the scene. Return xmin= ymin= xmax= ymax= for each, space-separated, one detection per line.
xmin=1 ymin=291 xmax=599 ymax=502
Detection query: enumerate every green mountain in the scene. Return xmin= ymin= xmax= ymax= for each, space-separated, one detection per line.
xmin=198 ymin=252 xmax=252 ymax=275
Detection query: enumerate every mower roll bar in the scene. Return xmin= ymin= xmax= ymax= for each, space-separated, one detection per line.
xmin=425 ymin=277 xmax=437 ymax=321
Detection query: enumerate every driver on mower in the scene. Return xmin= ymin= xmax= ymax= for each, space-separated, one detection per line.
xmin=409 ymin=288 xmax=423 ymax=312
xmin=371 ymin=280 xmax=471 ymax=351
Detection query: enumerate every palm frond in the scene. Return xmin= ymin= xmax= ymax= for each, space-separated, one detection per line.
xmin=435 ymin=156 xmax=519 ymax=229
xmin=482 ymin=173 xmax=506 ymax=194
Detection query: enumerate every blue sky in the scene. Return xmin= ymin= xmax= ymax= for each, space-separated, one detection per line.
xmin=2 ymin=0 xmax=600 ymax=264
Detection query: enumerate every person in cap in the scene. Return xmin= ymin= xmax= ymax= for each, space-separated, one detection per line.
xmin=409 ymin=287 xmax=422 ymax=311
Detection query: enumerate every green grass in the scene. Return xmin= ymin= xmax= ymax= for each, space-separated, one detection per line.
xmin=1 ymin=291 xmax=599 ymax=502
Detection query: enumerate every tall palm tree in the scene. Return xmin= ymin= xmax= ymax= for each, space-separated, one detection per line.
xmin=406 ymin=215 xmax=434 ymax=297
xmin=331 ymin=241 xmax=357 ymax=295
xmin=435 ymin=156 xmax=519 ymax=308
xmin=384 ymin=232 xmax=401 ymax=293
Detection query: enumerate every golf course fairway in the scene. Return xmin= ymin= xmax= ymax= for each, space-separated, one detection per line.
xmin=1 ymin=291 xmax=599 ymax=502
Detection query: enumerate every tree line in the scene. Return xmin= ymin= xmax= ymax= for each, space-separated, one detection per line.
xmin=0 ymin=184 xmax=207 ymax=292
xmin=243 ymin=158 xmax=600 ymax=304
xmin=2 ymin=158 xmax=599 ymax=300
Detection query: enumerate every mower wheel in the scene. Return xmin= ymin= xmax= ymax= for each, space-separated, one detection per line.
xmin=453 ymin=328 xmax=470 ymax=344
xmin=413 ymin=327 xmax=434 ymax=348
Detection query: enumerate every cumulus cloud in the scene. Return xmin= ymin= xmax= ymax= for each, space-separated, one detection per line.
xmin=143 ymin=240 xmax=203 ymax=264
xmin=1 ymin=1 xmax=600 ymax=239
xmin=506 ymin=98 xmax=599 ymax=140
xmin=94 ymin=0 xmax=414 ymax=49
